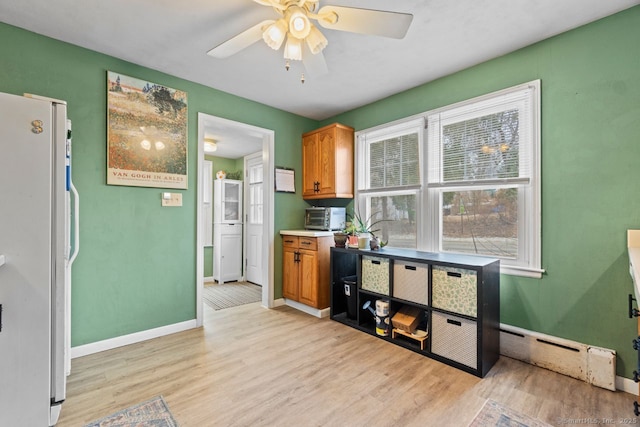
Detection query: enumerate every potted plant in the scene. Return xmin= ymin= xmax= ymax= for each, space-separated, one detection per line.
xmin=343 ymin=221 xmax=359 ymax=248
xmin=352 ymin=209 xmax=388 ymax=250
xmin=333 ymin=229 xmax=348 ymax=248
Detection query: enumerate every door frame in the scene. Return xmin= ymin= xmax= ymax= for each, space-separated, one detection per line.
xmin=196 ymin=113 xmax=275 ymax=327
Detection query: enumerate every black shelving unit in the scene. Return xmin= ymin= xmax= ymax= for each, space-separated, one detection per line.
xmin=329 ymin=246 xmax=500 ymax=378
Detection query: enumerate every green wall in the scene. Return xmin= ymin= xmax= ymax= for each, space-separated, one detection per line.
xmin=3 ymin=5 xmax=640 ymax=379
xmin=0 ymin=23 xmax=315 ymax=346
xmin=326 ymin=7 xmax=640 ymax=377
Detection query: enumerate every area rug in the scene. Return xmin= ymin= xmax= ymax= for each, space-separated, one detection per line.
xmin=84 ymin=395 xmax=178 ymax=427
xmin=203 ymin=281 xmax=261 ymax=310
xmin=469 ymin=399 xmax=552 ymax=427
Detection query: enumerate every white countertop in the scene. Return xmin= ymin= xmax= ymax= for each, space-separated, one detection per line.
xmin=280 ymin=229 xmax=336 ymax=237
xmin=628 ymin=230 xmax=640 ymax=301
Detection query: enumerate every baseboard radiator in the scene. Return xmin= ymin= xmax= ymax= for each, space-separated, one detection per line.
xmin=499 ymin=324 xmax=616 ymax=391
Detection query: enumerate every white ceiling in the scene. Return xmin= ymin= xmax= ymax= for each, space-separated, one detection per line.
xmin=2 ymin=0 xmax=638 ymax=157
xmin=201 ymin=113 xmax=265 ymax=159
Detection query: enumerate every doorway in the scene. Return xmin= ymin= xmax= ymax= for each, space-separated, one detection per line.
xmin=196 ymin=113 xmax=275 ymax=327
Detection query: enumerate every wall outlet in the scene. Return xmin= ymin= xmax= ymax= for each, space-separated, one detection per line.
xmin=161 ymin=193 xmax=182 ymax=207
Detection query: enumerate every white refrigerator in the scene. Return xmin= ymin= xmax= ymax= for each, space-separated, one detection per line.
xmin=0 ymin=92 xmax=79 ymax=426
xmin=213 ymin=179 xmax=243 ymax=283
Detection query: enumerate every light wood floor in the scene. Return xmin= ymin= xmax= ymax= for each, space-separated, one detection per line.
xmin=58 ymin=303 xmax=634 ymax=426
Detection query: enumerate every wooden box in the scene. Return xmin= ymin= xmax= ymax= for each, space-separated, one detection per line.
xmin=391 ymin=305 xmax=421 ymax=333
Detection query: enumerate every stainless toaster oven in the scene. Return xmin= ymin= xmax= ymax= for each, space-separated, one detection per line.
xmin=305 ymin=207 xmax=346 ymax=231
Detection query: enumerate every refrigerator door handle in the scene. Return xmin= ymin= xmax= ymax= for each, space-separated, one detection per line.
xmin=69 ymin=181 xmax=79 ymax=265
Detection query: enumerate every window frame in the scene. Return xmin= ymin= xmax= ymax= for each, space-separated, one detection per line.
xmin=355 ymin=118 xmax=424 ymax=248
xmin=355 ymin=80 xmax=542 ymax=278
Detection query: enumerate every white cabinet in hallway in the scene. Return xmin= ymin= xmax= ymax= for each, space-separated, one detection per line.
xmin=213 ymin=223 xmax=242 ymax=283
xmin=213 ymin=179 xmax=243 ymax=283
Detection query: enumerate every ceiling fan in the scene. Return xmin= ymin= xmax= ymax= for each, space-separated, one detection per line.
xmin=207 ymin=0 xmax=413 ymax=82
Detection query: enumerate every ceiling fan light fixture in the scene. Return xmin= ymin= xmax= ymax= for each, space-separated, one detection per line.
xmin=287 ymin=6 xmax=311 ymax=39
xmin=262 ymin=18 xmax=288 ymax=50
xmin=284 ymin=34 xmax=303 ymax=61
xmin=305 ymin=24 xmax=328 ymax=54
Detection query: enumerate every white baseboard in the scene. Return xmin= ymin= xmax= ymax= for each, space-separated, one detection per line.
xmin=203 ymin=275 xmax=213 ymax=282
xmin=617 ymin=375 xmax=638 ymax=394
xmin=272 ymin=298 xmax=286 ymax=308
xmin=284 ymin=299 xmax=330 ymax=318
xmin=71 ymin=319 xmax=198 ymax=359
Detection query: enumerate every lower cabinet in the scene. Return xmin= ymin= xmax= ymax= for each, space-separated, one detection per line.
xmin=213 ymin=223 xmax=242 ymax=283
xmin=330 ymin=246 xmax=500 ymax=378
xmin=282 ymin=235 xmax=333 ymax=309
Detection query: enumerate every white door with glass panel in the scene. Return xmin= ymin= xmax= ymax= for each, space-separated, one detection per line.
xmin=244 ymin=152 xmax=263 ymax=285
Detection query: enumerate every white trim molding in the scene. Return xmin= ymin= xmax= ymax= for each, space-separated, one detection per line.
xmin=616 ymin=375 xmax=638 ymax=394
xmin=70 ymin=319 xmax=197 ymax=359
xmin=284 ymin=298 xmax=330 ymax=318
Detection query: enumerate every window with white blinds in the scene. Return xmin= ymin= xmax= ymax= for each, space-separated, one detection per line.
xmin=355 ymin=80 xmax=542 ymax=277
xmin=425 ymin=81 xmax=541 ymax=276
xmin=368 ymin=133 xmax=420 ymax=189
xmin=356 ymin=119 xmax=423 ymax=248
xmin=427 ymin=87 xmax=534 ymax=188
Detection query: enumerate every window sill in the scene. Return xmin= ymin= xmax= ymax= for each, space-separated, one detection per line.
xmin=501 ymin=265 xmax=544 ymax=279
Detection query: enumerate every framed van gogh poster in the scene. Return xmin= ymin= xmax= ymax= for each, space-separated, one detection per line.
xmin=107 ymin=71 xmax=188 ymax=189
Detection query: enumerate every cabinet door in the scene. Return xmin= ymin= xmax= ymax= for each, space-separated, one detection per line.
xmin=214 ymin=179 xmax=243 ymax=224
xmin=282 ymin=246 xmax=299 ymax=300
xmin=316 ymin=128 xmax=336 ymax=196
xmin=220 ymin=231 xmax=242 ymax=281
xmin=298 ymin=249 xmax=319 ymax=308
xmin=222 ymin=180 xmax=242 ymax=223
xmin=302 ymin=133 xmax=319 ymax=197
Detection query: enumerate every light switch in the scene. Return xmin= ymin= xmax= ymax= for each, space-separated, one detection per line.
xmin=161 ymin=192 xmax=183 ymax=207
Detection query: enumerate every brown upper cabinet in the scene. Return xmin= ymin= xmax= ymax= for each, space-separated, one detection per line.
xmin=302 ymin=123 xmax=354 ymax=200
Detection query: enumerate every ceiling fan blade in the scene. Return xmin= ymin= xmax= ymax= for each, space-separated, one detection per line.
xmin=207 ymin=20 xmax=274 ymax=59
xmin=302 ymin=44 xmax=328 ymax=77
xmin=316 ymin=6 xmax=413 ymax=39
